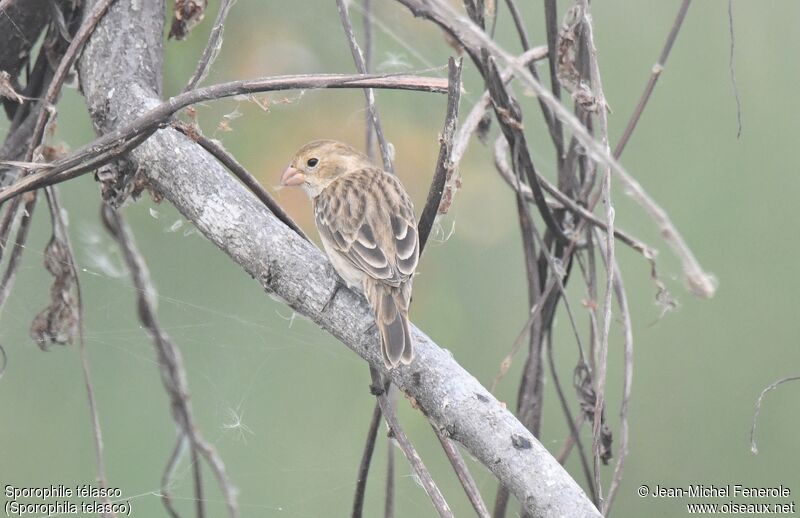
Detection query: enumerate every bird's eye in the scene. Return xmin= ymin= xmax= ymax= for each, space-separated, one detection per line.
xmin=307 ymin=158 xmax=319 ymax=168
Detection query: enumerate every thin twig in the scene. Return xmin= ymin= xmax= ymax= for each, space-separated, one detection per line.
xmin=492 ymin=145 xmax=656 ymax=260
xmin=542 ymin=0 xmax=564 ymax=170
xmin=492 ymin=486 xmax=510 ymax=518
xmin=336 ymin=0 xmax=394 ymax=173
xmin=525 ymin=222 xmax=589 ymax=407
xmin=564 ymin=245 xmax=598 ymax=471
xmin=490 ymin=144 xmax=586 ymax=394
xmin=489 ymin=277 xmax=557 ymax=394
xmin=481 ymin=50 xmax=572 ymax=247
xmin=160 ymin=434 xmax=188 ymax=518
xmin=583 ymin=0 xmax=702 ymax=309
xmin=495 ymin=116 xmax=542 ymax=518
xmin=418 ymin=57 xmax=461 ymax=253
xmin=578 ymin=1 xmax=614 ymax=504
xmin=488 ymin=138 xmax=553 ymax=400
xmin=190 ymin=442 xmax=205 ymax=518
xmin=29 ymin=0 xmax=117 ymax=163
xmin=352 ymin=401 xmax=381 ymax=518
xmin=102 ymin=205 xmax=209 ymax=517
xmin=193 ymin=438 xmax=237 ymax=518
xmin=493 ymin=137 xmax=588 ymax=364
xmin=0 ymin=118 xmax=37 ymax=186
xmin=727 ymin=0 xmax=742 ymax=139
xmin=613 ymin=0 xmax=692 ymax=159
xmin=432 ymin=426 xmax=490 ymax=518
xmin=0 ymin=0 xmax=50 ymax=86
xmin=502 ymin=0 xmax=559 ymax=153
xmin=1 ymin=0 xmax=109 ymax=355
xmin=43 ymin=186 xmax=115 ymax=516
xmin=172 ymin=122 xmax=309 ymax=242
xmin=609 ymin=156 xmax=713 ymax=297
xmin=0 ymin=71 xmax=449 ymax=203
xmin=494 ymin=128 xmax=600 ymax=515
xmin=499 ymin=130 xmax=547 ymax=446
xmin=545 ymin=333 xmax=597 ymax=504
xmin=362 ymin=0 xmax=376 ymax=161
xmin=384 ymin=385 xmax=396 ymax=518
xmin=0 ymin=0 xmax=116 ymax=327
xmin=595 ymin=230 xmax=633 ymax=515
xmin=450 ymin=45 xmax=548 ymax=169
xmin=182 ymin=0 xmax=234 ymax=93
xmin=749 ymin=376 xmax=800 ymax=455
xmin=102 ymin=205 xmax=239 ymax=518
xmin=73 ymin=286 xmax=113 ymax=517
xmin=555 ymin=413 xmax=586 ymax=464
xmin=368 ymin=368 xmax=454 ymax=518
xmin=463 ymin=0 xmax=486 ymax=29
xmin=585 ymin=225 xmax=599 ymax=376
xmin=397 ymin=0 xmax=715 ymax=297
xmin=0 ymin=195 xmax=33 ymax=314
xmin=515 ymin=185 xmax=544 ymax=436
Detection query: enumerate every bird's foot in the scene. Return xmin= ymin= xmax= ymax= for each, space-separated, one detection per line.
xmin=369 ymin=381 xmax=384 ymax=397
xmin=322 ymin=278 xmax=345 ymax=313
xmin=368 ymin=366 xmax=390 ymax=396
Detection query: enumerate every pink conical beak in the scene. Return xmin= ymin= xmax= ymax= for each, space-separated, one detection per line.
xmin=280 ymin=166 xmax=306 ymax=187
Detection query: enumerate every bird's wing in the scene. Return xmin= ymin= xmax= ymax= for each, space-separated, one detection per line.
xmin=314 ymin=168 xmax=418 ymax=288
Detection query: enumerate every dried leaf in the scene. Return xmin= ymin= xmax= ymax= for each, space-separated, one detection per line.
xmin=571 ymin=82 xmax=602 ymax=113
xmin=476 ymin=111 xmax=492 ymax=144
xmin=95 ymin=156 xmax=143 ymax=208
xmin=463 ymin=0 xmax=486 ymax=28
xmin=484 ymin=0 xmax=495 ymax=19
xmin=42 ymin=144 xmax=69 ymax=162
xmin=442 ymin=31 xmax=465 ymax=55
xmin=439 ymin=167 xmax=461 ymax=216
xmin=0 ymin=160 xmax=47 ymax=170
xmin=556 ymin=6 xmax=582 ymax=92
xmin=30 ymin=236 xmax=78 ymax=349
xmin=169 ymin=0 xmax=208 ymax=40
xmin=184 ymin=105 xmax=198 ymax=124
xmin=556 ymin=5 xmax=602 ymax=112
xmin=574 ymin=361 xmax=613 ymax=464
xmin=495 ymin=106 xmax=523 ymax=131
xmin=250 ymin=95 xmax=271 ymax=112
xmin=0 ymin=71 xmax=24 ymax=104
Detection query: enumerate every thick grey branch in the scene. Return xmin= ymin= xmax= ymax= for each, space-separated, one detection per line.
xmin=77 ymin=0 xmax=600 ymax=516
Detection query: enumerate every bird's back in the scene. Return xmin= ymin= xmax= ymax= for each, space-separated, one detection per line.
xmin=313 ymin=168 xmax=418 ymax=289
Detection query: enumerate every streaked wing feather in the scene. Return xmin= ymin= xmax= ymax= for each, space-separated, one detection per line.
xmin=315 ymin=168 xmax=418 ymax=287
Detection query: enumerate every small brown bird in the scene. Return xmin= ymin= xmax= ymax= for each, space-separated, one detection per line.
xmin=280 ymin=140 xmax=419 ymax=369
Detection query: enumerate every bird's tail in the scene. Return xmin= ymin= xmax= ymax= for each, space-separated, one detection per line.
xmin=365 ymin=281 xmax=413 ymax=369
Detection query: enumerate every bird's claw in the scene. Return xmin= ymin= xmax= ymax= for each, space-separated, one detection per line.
xmin=322 ymin=277 xmax=345 ymax=313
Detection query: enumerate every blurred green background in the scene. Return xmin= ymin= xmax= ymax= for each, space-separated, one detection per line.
xmin=1 ymin=1 xmax=798 ymax=516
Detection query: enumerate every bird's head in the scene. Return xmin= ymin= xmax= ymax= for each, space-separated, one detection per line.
xmin=280 ymin=139 xmax=371 ymax=198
